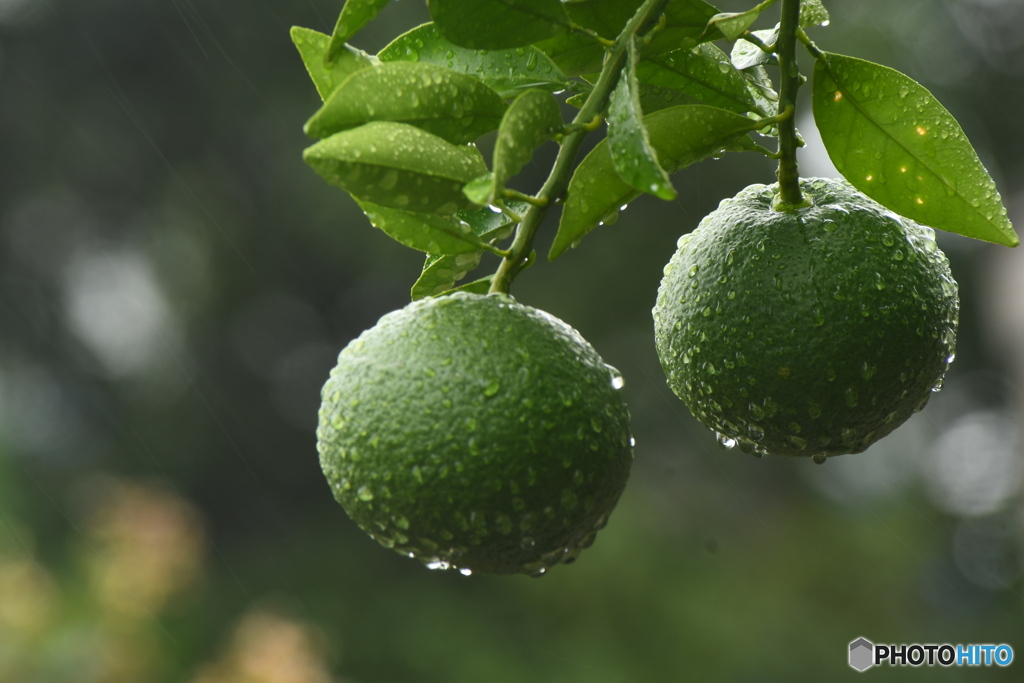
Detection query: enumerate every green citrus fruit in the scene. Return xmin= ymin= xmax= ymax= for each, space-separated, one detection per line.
xmin=317 ymin=291 xmax=634 ymax=576
xmin=653 ymin=178 xmax=959 ymax=461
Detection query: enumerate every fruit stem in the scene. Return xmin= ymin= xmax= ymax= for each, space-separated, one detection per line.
xmin=489 ymin=0 xmax=671 ymax=294
xmin=774 ymin=0 xmax=807 ymax=210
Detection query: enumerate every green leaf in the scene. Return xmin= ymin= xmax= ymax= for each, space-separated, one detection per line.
xmin=327 ymin=0 xmax=391 ymax=62
xmin=743 ymin=65 xmax=779 ymax=121
xmin=607 ymin=40 xmax=675 ymax=201
xmin=562 ymin=0 xmax=644 ymax=40
xmin=357 ymin=202 xmax=488 ymax=254
xmin=651 ymin=0 xmax=725 ymax=54
xmin=535 ymin=0 xmax=722 ymax=76
xmin=460 ymin=200 xmax=528 ymax=238
xmin=799 ymin=0 xmax=830 ymax=28
xmin=448 ymin=275 xmax=494 ymax=295
xmin=491 ymin=90 xmax=563 ymax=200
xmin=730 ymin=27 xmax=777 ymax=70
xmin=303 ymin=121 xmax=488 ymax=214
xmin=462 ymin=173 xmax=495 ymax=206
xmin=532 ymin=33 xmax=605 ymax=78
xmin=426 ymin=0 xmax=568 ymax=50
xmin=636 ymin=83 xmax=702 ymax=112
xmin=291 ymin=27 xmax=376 ymax=101
xmin=410 ymin=206 xmax=520 ymax=299
xmin=550 ymin=105 xmax=756 ymax=260
xmin=304 ymin=62 xmax=506 ymax=145
xmin=377 ymin=23 xmax=569 ymax=99
xmin=566 ymin=81 xmax=698 ymax=112
xmin=412 ymin=252 xmax=485 ymax=299
xmin=812 ymin=53 xmax=1018 ymax=247
xmin=709 ymin=7 xmax=765 ymax=42
xmin=637 ymin=43 xmax=760 ymax=115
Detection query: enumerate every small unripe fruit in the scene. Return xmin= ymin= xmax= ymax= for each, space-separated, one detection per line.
xmin=317 ymin=292 xmax=634 ymax=575
xmin=653 ymin=178 xmax=959 ymax=460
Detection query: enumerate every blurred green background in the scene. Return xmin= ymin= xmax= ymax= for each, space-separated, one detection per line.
xmin=1 ymin=0 xmax=1023 ymax=681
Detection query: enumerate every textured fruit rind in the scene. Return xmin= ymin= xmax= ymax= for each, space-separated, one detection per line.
xmin=317 ymin=292 xmax=634 ymax=575
xmin=653 ymin=178 xmax=959 ymax=458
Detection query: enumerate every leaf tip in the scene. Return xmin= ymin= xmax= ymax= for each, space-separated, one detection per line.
xmin=655 ymin=184 xmax=678 ymax=202
xmin=547 ymin=241 xmax=567 ymax=262
xmin=302 ymin=117 xmax=320 ymax=139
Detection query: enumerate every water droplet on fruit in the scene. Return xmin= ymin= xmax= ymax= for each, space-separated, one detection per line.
xmin=716 ymin=432 xmax=737 ymax=449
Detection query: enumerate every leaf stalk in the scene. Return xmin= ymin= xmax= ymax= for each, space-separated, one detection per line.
xmin=489 ymin=0 xmax=671 ymax=294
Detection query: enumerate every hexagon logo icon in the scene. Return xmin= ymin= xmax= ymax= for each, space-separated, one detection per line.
xmin=849 ymin=637 xmax=874 ymax=672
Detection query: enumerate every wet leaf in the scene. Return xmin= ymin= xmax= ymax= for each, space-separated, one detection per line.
xmin=607 ymin=40 xmax=675 ymax=200
xmin=637 ymin=43 xmax=760 ymax=115
xmin=635 ymin=83 xmax=701 ymax=112
xmin=304 ymin=62 xmax=506 ymax=145
xmin=357 ymin=202 xmax=488 ymax=254
xmin=327 ymin=0 xmax=391 ymax=62
xmin=378 ymin=23 xmax=569 ymax=99
xmin=462 ymin=173 xmax=495 ymax=206
xmin=743 ymin=65 xmax=779 ymax=121
xmin=712 ymin=0 xmax=774 ymax=41
xmin=448 ymin=275 xmax=494 ymax=295
xmin=566 ymin=81 xmax=698 ymax=112
xmin=813 ymin=53 xmax=1018 ymax=247
xmin=492 ymin=90 xmax=563 ymax=201
xmin=730 ymin=27 xmax=778 ymax=70
xmin=413 ymin=252 xmax=481 ymax=299
xmin=303 ymin=121 xmax=488 ymax=214
xmin=651 ymin=0 xmax=726 ymax=54
xmin=426 ymin=0 xmax=568 ymax=50
xmin=535 ymin=0 xmax=721 ymax=76
xmin=461 ymin=200 xmax=529 ymax=236
xmin=708 ymin=7 xmax=764 ymax=42
xmin=565 ymin=92 xmax=587 ymax=108
xmin=550 ymin=105 xmax=756 ymax=260
xmin=800 ymin=0 xmax=830 ymax=28
xmin=410 ymin=206 xmax=521 ymax=299
xmin=291 ymin=27 xmax=376 ymax=101
xmin=532 ymin=33 xmax=605 ymax=77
